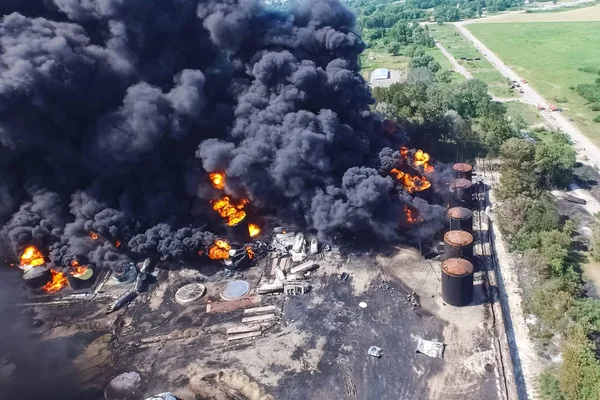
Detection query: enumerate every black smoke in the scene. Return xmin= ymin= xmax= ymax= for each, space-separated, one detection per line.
xmin=0 ymin=0 xmax=444 ymax=271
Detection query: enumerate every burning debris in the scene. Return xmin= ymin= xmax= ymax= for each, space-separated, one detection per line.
xmin=41 ymin=269 xmax=68 ymax=293
xmin=212 ymin=196 xmax=248 ymax=227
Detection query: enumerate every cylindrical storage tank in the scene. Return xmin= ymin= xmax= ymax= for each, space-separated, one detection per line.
xmin=452 ymin=163 xmax=473 ymax=180
xmin=443 ymin=230 xmax=474 ymax=260
xmin=450 ymin=178 xmax=473 ymax=206
xmin=447 ymin=207 xmax=473 ymax=233
xmin=441 ymin=257 xmax=474 ymax=306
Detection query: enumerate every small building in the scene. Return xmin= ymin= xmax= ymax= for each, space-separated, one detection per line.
xmin=371 ymin=68 xmax=390 ymax=81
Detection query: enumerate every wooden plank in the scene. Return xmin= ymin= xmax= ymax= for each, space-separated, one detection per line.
xmin=227 ymin=331 xmax=262 ymax=341
xmin=226 ymin=325 xmax=262 ymax=335
xmin=243 ymin=305 xmax=277 ymax=315
xmin=241 ymin=313 xmax=276 ymax=323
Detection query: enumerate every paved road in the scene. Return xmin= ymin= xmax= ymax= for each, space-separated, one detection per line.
xmin=454 ymin=22 xmax=600 ymax=171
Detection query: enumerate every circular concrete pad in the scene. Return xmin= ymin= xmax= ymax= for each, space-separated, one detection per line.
xmin=221 ymin=280 xmax=250 ymax=300
xmin=175 ymin=283 xmax=206 ymax=305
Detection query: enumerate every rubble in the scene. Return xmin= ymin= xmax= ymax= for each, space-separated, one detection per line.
xmin=284 ymin=283 xmax=309 ymax=295
xmin=104 ymin=372 xmax=142 ymax=400
xmin=290 ymin=232 xmax=307 ymax=262
xmin=416 ymin=339 xmax=445 ymax=359
xmin=257 ymin=280 xmax=284 ymax=294
xmin=145 ymin=393 xmax=178 ymax=400
xmin=309 ymin=237 xmax=319 ymax=255
xmin=242 ymin=314 xmax=276 ymax=323
xmin=290 ymin=261 xmax=317 ymax=275
xmin=107 ymin=290 xmax=137 ymax=314
xmin=368 ymin=346 xmax=384 ymax=358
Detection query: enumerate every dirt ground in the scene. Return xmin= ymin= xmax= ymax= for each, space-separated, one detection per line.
xmin=1 ymin=237 xmax=508 ymax=400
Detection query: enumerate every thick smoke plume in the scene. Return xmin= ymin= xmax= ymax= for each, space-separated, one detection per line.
xmin=0 ymin=0 xmax=444 ymax=271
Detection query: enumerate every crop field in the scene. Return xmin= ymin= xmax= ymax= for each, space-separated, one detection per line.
xmin=429 ymin=25 xmax=514 ymax=98
xmin=467 ymin=22 xmax=600 ymax=143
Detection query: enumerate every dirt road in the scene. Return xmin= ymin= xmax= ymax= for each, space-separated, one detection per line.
xmin=454 ymin=22 xmax=600 ymax=170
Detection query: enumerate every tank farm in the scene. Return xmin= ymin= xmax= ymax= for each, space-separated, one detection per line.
xmin=441 ymin=162 xmax=476 ymax=307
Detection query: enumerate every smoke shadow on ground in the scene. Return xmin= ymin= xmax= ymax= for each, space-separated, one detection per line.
xmin=0 ymin=266 xmax=101 ymax=400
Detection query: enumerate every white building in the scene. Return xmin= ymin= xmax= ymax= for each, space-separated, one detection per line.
xmin=371 ymin=68 xmax=390 ymax=80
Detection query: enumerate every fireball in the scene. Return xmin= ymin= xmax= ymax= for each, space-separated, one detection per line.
xmin=248 ymin=223 xmax=261 ymax=238
xmin=90 ymin=232 xmax=98 ymax=240
xmin=19 ymin=246 xmax=45 ymax=270
xmin=208 ymin=240 xmax=231 ymax=260
xmin=212 ymin=196 xmax=248 ymax=226
xmin=209 ymin=172 xmax=226 ymax=190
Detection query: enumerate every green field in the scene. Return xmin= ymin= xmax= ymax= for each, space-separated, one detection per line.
xmin=359 ymin=47 xmax=464 ymax=82
xmin=467 ymin=22 xmax=600 ymax=144
xmin=429 ymin=24 xmax=515 ymax=98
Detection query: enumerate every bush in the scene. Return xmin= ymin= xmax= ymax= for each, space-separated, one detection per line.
xmin=540 ymin=371 xmax=564 ymax=400
xmin=594 ymin=115 xmax=600 ymax=123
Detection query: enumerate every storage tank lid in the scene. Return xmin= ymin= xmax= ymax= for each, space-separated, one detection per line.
xmin=452 ymin=163 xmax=473 ymax=173
xmin=442 ymin=257 xmax=473 ymax=276
xmin=444 ymin=230 xmax=473 ymax=246
xmin=447 ymin=207 xmax=473 ymax=219
xmin=450 ymin=178 xmax=472 ymax=190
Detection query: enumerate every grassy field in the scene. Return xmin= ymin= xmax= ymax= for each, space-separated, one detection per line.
xmin=467 ymin=22 xmax=600 ymax=143
xmin=473 ymin=3 xmax=600 ymax=22
xmin=429 ymin=24 xmax=514 ymax=98
xmin=359 ymin=46 xmax=463 ymax=82
xmin=505 ymin=101 xmax=544 ymax=127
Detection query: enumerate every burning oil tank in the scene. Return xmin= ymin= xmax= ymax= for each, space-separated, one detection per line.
xmin=441 ymin=257 xmax=474 ymax=306
xmin=223 ymin=242 xmax=250 ymax=271
xmin=447 ymin=207 xmax=473 ymax=233
xmin=450 ymin=178 xmax=473 ymax=207
xmin=452 ymin=163 xmax=473 ymax=181
xmin=443 ymin=230 xmax=474 ymax=260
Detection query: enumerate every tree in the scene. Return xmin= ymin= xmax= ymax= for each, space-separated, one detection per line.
xmin=535 ymin=132 xmax=576 ymax=188
xmin=559 ymin=325 xmax=600 ymax=400
xmin=497 ymin=138 xmax=538 ymax=198
xmin=477 ymin=0 xmax=483 ymax=17
xmin=387 ymin=41 xmax=402 ymax=55
xmin=590 ymin=213 xmax=600 ymax=261
xmin=434 ymin=5 xmax=460 ymax=23
xmin=409 ymin=54 xmax=441 ymax=72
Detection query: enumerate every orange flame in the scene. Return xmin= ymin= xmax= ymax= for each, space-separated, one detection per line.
xmin=20 ymin=246 xmax=45 ymax=268
xmin=246 ymin=246 xmax=255 ymax=259
xmin=414 ymin=150 xmax=434 ymax=173
xmin=210 ymin=172 xmax=226 ymax=190
xmin=208 ymin=240 xmax=231 ymax=260
xmin=398 ymin=146 xmax=434 ymax=173
xmin=212 ymin=196 xmax=248 ymax=226
xmin=404 ymin=205 xmax=417 ymax=224
xmin=70 ymin=260 xmax=89 ymax=277
xmin=115 ymin=240 xmax=121 ymax=248
xmin=390 ymin=168 xmax=431 ymax=193
xmin=248 ymin=223 xmax=261 ymax=238
xmin=42 ymin=269 xmax=68 ymax=293
xmin=90 ymin=232 xmax=98 ymax=240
